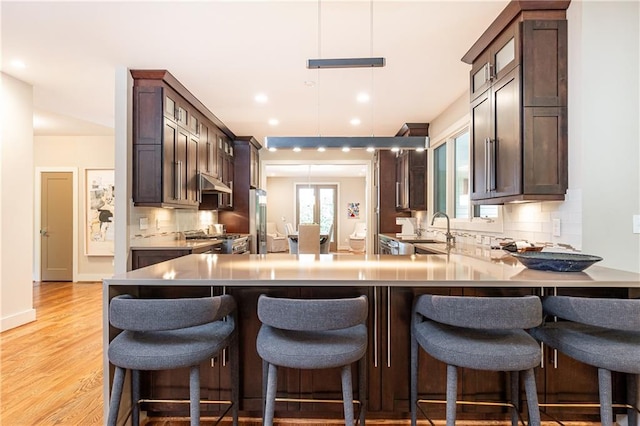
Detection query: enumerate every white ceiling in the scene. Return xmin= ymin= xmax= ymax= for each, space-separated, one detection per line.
xmin=2 ymin=0 xmax=509 ymax=142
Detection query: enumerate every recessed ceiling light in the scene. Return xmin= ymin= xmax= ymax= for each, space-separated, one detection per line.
xmin=317 ymin=147 xmax=326 ymax=152
xmin=342 ymin=147 xmax=351 ymax=152
xmin=255 ymin=93 xmax=268 ymax=103
xmin=11 ymin=59 xmax=26 ymax=69
xmin=268 ymin=118 xmax=279 ymax=126
xmin=356 ymin=92 xmax=370 ymax=103
xmin=350 ymin=118 xmax=361 ymax=126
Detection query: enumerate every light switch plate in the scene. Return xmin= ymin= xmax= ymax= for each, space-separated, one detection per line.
xmin=552 ymin=219 xmax=561 ymax=237
xmin=139 ymin=217 xmax=148 ymax=230
xmin=633 ymin=215 xmax=640 ymax=234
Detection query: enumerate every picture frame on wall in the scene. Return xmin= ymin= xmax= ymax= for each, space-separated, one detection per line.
xmin=85 ymin=168 xmax=115 ymax=256
xmin=347 ymin=202 xmax=360 ymax=219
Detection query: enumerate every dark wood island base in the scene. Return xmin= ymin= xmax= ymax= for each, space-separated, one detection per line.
xmin=104 ymin=254 xmax=640 ymax=424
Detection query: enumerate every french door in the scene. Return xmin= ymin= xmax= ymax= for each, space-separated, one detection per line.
xmin=295 ymin=184 xmax=337 ymax=252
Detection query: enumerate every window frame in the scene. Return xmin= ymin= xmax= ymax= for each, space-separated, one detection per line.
xmin=428 ymin=124 xmax=503 ymax=234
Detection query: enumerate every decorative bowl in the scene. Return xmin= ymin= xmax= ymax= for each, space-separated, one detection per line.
xmin=510 ymin=252 xmax=603 ymax=272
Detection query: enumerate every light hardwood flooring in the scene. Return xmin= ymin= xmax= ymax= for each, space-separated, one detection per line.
xmin=0 ymin=282 xmax=601 ymax=426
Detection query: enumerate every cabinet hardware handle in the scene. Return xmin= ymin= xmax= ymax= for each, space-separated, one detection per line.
xmin=540 ymin=342 xmax=545 ymax=369
xmin=178 ymin=161 xmax=183 ymax=200
xmin=484 ymin=62 xmax=490 ymax=83
xmin=197 ymin=169 xmax=202 ymax=203
xmin=229 ymin=181 xmax=234 ymax=208
xmin=373 ymin=286 xmax=378 ymax=368
xmin=484 ymin=138 xmax=490 ymax=193
xmin=387 ymin=286 xmax=391 ymax=368
xmin=488 ymin=62 xmax=494 ymax=81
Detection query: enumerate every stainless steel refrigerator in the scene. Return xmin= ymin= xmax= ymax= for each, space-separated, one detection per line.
xmin=249 ymin=189 xmax=267 ymax=254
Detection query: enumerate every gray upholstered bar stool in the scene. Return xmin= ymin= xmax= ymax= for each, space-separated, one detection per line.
xmin=411 ymin=294 xmax=542 ymax=426
xmin=256 ymin=294 xmax=368 ymax=425
xmin=107 ymin=294 xmax=238 ymax=426
xmin=530 ymin=296 xmax=640 ymax=425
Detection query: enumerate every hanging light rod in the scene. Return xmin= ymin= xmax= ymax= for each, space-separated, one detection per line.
xmin=307 ymin=57 xmax=386 ymax=69
xmin=265 ymin=136 xmax=427 ymax=150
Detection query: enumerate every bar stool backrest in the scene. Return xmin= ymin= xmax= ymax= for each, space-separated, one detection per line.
xmin=414 ymin=295 xmax=542 ymax=330
xmin=257 ymin=295 xmax=367 ymax=331
xmin=542 ymin=296 xmax=640 ymax=331
xmin=109 ymin=294 xmax=236 ymax=331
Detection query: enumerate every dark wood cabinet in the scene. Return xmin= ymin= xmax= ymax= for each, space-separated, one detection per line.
xmin=131 ymin=243 xmax=220 ymax=270
xmin=132 ymin=69 xmax=237 ymax=209
xmin=218 ymin=137 xmax=262 ymax=234
xmin=463 ymin=4 xmax=568 ymax=205
xmin=395 ymin=123 xmax=428 ymax=212
xmin=395 ymin=150 xmax=427 ymax=212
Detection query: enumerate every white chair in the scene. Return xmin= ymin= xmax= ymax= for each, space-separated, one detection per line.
xmin=284 ymin=223 xmax=298 ymax=253
xmin=349 ymin=222 xmax=367 ymax=253
xmin=266 ymin=222 xmax=288 ymax=253
xmin=298 ymin=223 xmax=320 ymax=254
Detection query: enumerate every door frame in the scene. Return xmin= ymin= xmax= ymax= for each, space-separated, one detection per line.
xmin=34 ymin=167 xmax=78 ymax=282
xmin=261 ymin=159 xmax=374 ymax=254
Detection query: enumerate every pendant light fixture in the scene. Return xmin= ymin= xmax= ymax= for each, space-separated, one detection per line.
xmin=265 ymin=0 xmax=428 ymax=152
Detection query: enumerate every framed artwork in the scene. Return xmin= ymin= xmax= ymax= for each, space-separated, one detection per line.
xmin=85 ymin=169 xmax=115 ymax=256
xmin=347 ymin=202 xmax=360 ymax=219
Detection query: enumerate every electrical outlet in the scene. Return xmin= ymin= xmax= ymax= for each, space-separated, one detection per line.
xmin=552 ymin=219 xmax=561 ymax=237
xmin=633 ymin=215 xmax=640 ymax=234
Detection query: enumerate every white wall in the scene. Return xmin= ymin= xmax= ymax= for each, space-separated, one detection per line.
xmin=1 ymin=73 xmax=36 ymax=331
xmin=576 ymin=1 xmax=640 ymax=273
xmin=266 ymin=175 xmax=367 ymax=251
xmin=34 ymin=136 xmax=115 ymax=280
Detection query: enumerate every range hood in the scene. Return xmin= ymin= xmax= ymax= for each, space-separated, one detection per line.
xmin=199 ymin=172 xmax=232 ymax=194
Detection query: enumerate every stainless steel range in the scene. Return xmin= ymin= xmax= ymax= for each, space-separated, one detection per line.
xmin=183 ymin=230 xmax=250 ymax=254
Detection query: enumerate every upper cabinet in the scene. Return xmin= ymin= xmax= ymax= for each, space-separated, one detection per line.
xmin=462 ymin=1 xmax=569 ymax=205
xmin=131 ymin=70 xmax=236 ymax=209
xmin=395 ymin=123 xmax=428 ymax=212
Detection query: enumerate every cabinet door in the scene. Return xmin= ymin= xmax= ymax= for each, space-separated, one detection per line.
xmin=470 ymin=90 xmax=492 ymax=201
xmin=186 ymin=134 xmax=199 ymax=207
xmin=523 ymin=107 xmax=567 ymax=196
xmin=491 ymin=21 xmax=520 ymax=84
xmin=175 ymin=127 xmax=189 ymax=204
xmin=491 ymin=68 xmax=521 ymax=199
xmin=395 ymin=152 xmax=408 ymax=210
xmin=408 ymin=151 xmax=427 ymax=211
xmin=470 ymin=51 xmax=492 ymax=101
xmin=163 ymin=120 xmax=179 ymax=204
xmin=131 ymin=249 xmax=189 ymax=270
xmin=198 ymin=121 xmax=211 ymax=175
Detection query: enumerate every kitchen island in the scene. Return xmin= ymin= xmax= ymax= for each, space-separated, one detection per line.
xmin=103 ymin=253 xmax=640 ymax=423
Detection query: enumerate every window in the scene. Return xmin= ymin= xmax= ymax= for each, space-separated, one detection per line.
xmin=454 ymin=131 xmax=470 ymax=218
xmin=430 ymin=127 xmax=501 ymax=226
xmin=433 ymin=144 xmax=447 ymax=213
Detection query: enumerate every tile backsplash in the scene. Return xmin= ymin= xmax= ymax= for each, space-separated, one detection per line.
xmin=416 ymin=189 xmax=583 ymax=251
xmin=129 ymin=204 xmax=217 ymax=239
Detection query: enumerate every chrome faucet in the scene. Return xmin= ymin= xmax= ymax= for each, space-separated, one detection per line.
xmin=431 ymin=211 xmax=455 ymax=245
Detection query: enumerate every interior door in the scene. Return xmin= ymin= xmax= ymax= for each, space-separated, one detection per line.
xmin=41 ymin=172 xmax=73 ymax=281
xmin=296 ymin=184 xmax=337 ymax=252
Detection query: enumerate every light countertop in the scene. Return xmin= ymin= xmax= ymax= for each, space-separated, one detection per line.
xmin=104 ymin=252 xmax=640 ymax=288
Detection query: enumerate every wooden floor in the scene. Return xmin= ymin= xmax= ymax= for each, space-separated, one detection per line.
xmin=0 ymin=282 xmax=601 ymax=426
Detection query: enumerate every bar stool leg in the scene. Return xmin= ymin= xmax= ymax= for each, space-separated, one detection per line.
xmin=341 ymin=364 xmax=354 ymax=425
xmin=446 ymin=364 xmax=457 ymax=426
xmin=510 ymin=370 xmax=519 ymax=426
xmin=264 ymin=363 xmax=278 ymax=426
xmin=132 ymin=369 xmax=140 ymax=426
xmin=107 ymin=366 xmax=125 ymax=426
xmin=628 ymin=373 xmax=638 ymax=426
xmin=523 ymin=368 xmax=540 ymax=426
xmin=189 ymin=364 xmax=200 ymax=426
xmin=231 ymin=337 xmax=239 ymax=426
xmin=598 ymin=368 xmax=613 ymax=426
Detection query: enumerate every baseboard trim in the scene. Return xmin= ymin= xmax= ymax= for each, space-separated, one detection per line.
xmin=1 ymin=308 xmax=36 ymax=332
xmin=76 ymin=274 xmax=109 ymax=283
